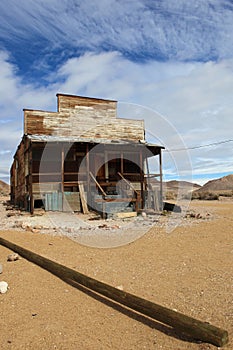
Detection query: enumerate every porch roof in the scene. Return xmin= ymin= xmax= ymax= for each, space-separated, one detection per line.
xmin=26 ymin=134 xmax=164 ymax=150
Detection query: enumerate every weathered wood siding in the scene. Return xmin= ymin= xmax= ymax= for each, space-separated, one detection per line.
xmin=11 ymin=139 xmax=26 ymax=206
xmin=24 ymin=94 xmax=145 ymax=141
xmin=57 ymin=94 xmax=117 ymax=118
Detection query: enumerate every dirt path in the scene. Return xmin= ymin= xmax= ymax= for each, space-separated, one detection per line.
xmin=0 ymin=199 xmax=232 ymax=349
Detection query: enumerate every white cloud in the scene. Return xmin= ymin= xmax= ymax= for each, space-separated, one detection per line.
xmin=56 ymin=52 xmax=233 ymax=182
xmin=1 ymin=0 xmax=232 ymax=185
xmin=0 ymin=0 xmax=233 ymax=62
xmin=0 ymin=51 xmax=60 ymax=181
xmin=0 ymin=50 xmax=232 ymax=184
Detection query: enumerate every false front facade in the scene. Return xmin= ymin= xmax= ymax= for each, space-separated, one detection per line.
xmin=10 ymin=94 xmax=164 ymax=217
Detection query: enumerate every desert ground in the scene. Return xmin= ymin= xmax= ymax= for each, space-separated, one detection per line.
xmin=0 ymin=196 xmax=232 ymax=350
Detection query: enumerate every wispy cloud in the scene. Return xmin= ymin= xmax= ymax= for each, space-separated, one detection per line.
xmin=0 ymin=49 xmax=232 ymax=183
xmin=0 ymin=0 xmax=233 ymax=78
xmin=0 ymin=0 xmax=232 ymax=184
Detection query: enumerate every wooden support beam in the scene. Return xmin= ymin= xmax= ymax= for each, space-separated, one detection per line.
xmin=159 ymin=149 xmax=163 ymax=211
xmin=78 ymin=182 xmax=89 ymax=214
xmin=86 ymin=143 xmax=90 ymax=193
xmin=117 ymin=172 xmax=137 ymax=195
xmin=0 ymin=237 xmax=228 ymax=348
xmin=115 ymin=212 xmax=137 ymax=218
xmin=117 ymin=172 xmax=140 ymax=212
xmin=28 ymin=142 xmax=34 ymax=214
xmin=139 ymin=149 xmax=144 ymax=209
xmin=89 ymin=171 xmax=107 ymax=196
xmin=61 ymin=144 xmax=64 ymax=211
xmin=95 ymin=198 xmax=137 ymax=203
xmin=120 ymin=152 xmax=124 ymax=174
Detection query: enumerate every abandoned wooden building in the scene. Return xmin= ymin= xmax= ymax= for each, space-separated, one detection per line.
xmin=10 ymin=93 xmax=164 ymax=217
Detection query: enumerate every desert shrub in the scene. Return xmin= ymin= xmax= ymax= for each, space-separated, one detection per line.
xmin=218 ymin=191 xmax=233 ymax=198
xmin=191 ymin=191 xmax=219 ymax=200
xmin=182 ymin=193 xmax=193 ymax=200
xmin=165 ymin=191 xmax=177 ymax=200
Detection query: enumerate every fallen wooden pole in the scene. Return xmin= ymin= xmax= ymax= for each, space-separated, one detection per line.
xmin=0 ymin=236 xmax=228 ymax=347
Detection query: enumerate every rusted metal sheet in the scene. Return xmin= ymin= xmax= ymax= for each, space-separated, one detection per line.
xmin=45 ymin=192 xmax=63 ymax=211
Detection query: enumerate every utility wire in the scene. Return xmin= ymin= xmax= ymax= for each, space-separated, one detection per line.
xmin=164 ymin=138 xmax=233 ymax=152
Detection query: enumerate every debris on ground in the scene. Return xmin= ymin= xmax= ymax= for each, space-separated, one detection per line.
xmin=0 ymin=281 xmax=8 ymax=294
xmin=185 ymin=210 xmax=212 ymax=220
xmin=0 ymin=196 xmax=216 ymax=246
xmin=7 ymin=253 xmax=20 ymax=262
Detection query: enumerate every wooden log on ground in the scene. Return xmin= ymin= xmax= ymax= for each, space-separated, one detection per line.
xmin=0 ymin=236 xmax=228 ymax=347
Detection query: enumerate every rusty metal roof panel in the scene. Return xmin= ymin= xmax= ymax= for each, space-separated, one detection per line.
xmin=26 ymin=134 xmax=164 ymax=148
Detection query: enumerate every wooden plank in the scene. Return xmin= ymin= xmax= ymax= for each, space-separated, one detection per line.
xmin=28 ymin=143 xmax=34 ymax=214
xmin=24 ymin=107 xmax=144 ymax=140
xmin=153 ymin=189 xmax=159 ymax=211
xmin=95 ymin=198 xmax=136 ymax=203
xmin=63 ymin=192 xmax=81 ymax=212
xmin=147 ymin=191 xmax=152 ymax=209
xmin=89 ymin=172 xmax=107 ymax=196
xmin=117 ymin=172 xmax=137 ymax=194
xmin=61 ymin=145 xmax=64 ymax=211
xmin=57 ymin=94 xmax=117 ymax=115
xmin=0 ymin=237 xmax=228 ymax=348
xmin=78 ymin=182 xmax=89 ymax=214
xmin=115 ymin=212 xmax=137 ymax=218
xmin=159 ymin=149 xmax=163 ymax=211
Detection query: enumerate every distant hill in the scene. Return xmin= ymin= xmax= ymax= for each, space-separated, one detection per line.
xmin=0 ymin=180 xmax=10 ymax=196
xmin=192 ymin=174 xmax=233 ymax=199
xmin=149 ymin=178 xmax=201 ymax=200
xmin=164 ymin=180 xmax=201 ymax=200
xmin=165 ymin=180 xmax=201 ymax=191
xmin=198 ymin=174 xmax=233 ymax=192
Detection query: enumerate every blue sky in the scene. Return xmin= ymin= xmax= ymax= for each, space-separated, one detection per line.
xmin=0 ymin=0 xmax=233 ymax=185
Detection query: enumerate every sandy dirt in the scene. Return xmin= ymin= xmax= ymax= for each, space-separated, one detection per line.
xmin=0 ymin=197 xmax=232 ymax=349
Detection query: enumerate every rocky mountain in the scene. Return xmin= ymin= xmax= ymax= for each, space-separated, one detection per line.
xmin=197 ymin=174 xmax=233 ymax=192
xmin=163 ymin=180 xmax=201 ymax=200
xmin=161 ymin=175 xmax=233 ymax=200
xmin=192 ymin=174 xmax=233 ymax=199
xmin=0 ymin=180 xmax=10 ymax=196
xmin=165 ymin=180 xmax=201 ymax=191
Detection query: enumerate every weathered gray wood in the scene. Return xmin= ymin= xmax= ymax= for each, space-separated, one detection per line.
xmin=78 ymin=182 xmax=89 ymax=214
xmin=89 ymin=172 xmax=107 ymax=196
xmin=153 ymin=188 xmax=159 ymax=211
xmin=24 ymin=108 xmax=145 ymax=141
xmin=57 ymin=94 xmax=117 ymax=117
xmin=117 ymin=172 xmax=137 ymax=194
xmin=0 ymin=237 xmax=228 ymax=347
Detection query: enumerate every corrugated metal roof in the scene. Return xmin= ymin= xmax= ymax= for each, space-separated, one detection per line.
xmin=26 ymin=134 xmax=164 ymax=148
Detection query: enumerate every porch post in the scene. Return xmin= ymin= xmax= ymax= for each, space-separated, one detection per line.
xmin=86 ymin=143 xmax=90 ymax=191
xmin=29 ymin=142 xmax=34 ymax=214
xmin=61 ymin=144 xmax=64 ymax=211
xmin=139 ymin=149 xmax=144 ymax=209
xmin=159 ymin=149 xmax=163 ymax=210
xmin=104 ymin=150 xmax=109 ymax=181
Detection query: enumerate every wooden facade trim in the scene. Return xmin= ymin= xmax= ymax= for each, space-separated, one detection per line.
xmin=23 ymin=94 xmax=144 ymax=142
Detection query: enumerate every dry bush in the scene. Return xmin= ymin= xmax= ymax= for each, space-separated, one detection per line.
xmin=191 ymin=191 xmax=219 ymax=200
xmin=165 ymin=191 xmax=177 ymax=200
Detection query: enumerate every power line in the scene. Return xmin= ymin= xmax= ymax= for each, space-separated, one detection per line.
xmin=164 ymin=138 xmax=233 ymax=152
